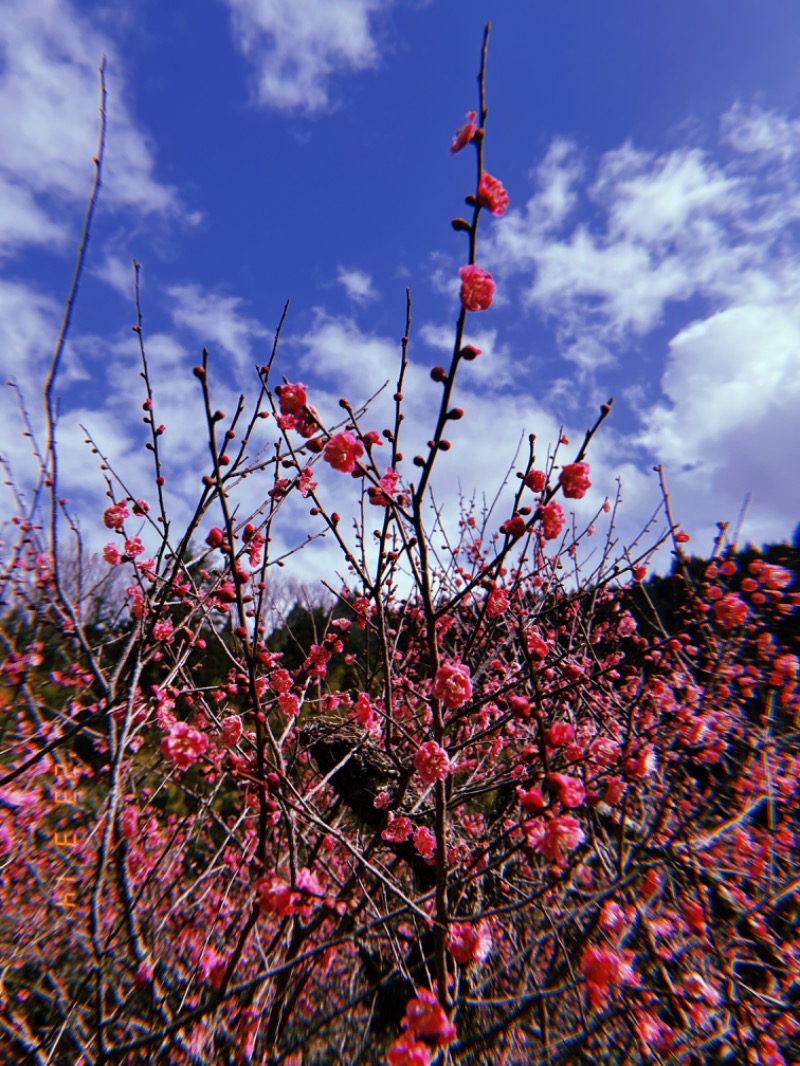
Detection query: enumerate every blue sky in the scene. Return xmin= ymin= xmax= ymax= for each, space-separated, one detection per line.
xmin=2 ymin=0 xmax=800 ymax=580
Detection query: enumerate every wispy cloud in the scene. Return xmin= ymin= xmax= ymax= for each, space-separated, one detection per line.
xmin=336 ymin=266 xmax=377 ymax=304
xmin=480 ymin=103 xmax=800 ymax=543
xmin=222 ymin=0 xmax=391 ymax=112
xmin=167 ymin=283 xmax=271 ymax=370
xmin=0 ymin=0 xmax=182 ymax=260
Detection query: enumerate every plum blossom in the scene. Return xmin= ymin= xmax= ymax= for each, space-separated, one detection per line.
xmin=582 ymin=944 xmax=634 ymax=1007
xmin=220 ymin=716 xmax=243 ymax=747
xmin=103 ymin=544 xmax=121 ymax=565
xmin=450 ymin=111 xmax=477 ymax=154
xmin=477 ymin=171 xmax=509 ymax=215
xmin=368 ymin=466 xmax=400 ymax=507
xmin=401 ymin=988 xmax=456 ymax=1046
xmin=413 ymin=826 xmax=436 ymax=859
xmin=277 ymin=381 xmax=307 ymax=416
xmin=528 ymin=814 xmax=585 ymax=862
xmin=161 ymin=722 xmax=208 ymax=770
xmin=548 ymin=773 xmax=585 ymax=809
xmin=527 ymin=628 xmax=549 ymax=659
xmin=713 ymin=593 xmax=747 ymax=629
xmin=559 ymin=462 xmax=591 ymax=499
xmin=297 ymin=467 xmax=317 ymax=498
xmin=546 ymin=721 xmax=575 ymax=747
xmin=459 ymin=265 xmax=495 ymax=311
xmin=500 ymin=514 xmax=527 ymax=540
xmin=103 ymin=503 xmax=129 ymax=530
xmin=324 ymin=431 xmax=364 ymax=473
xmin=540 ymin=501 xmax=565 ymax=540
xmin=485 ymin=587 xmax=509 ymax=618
xmin=432 ymin=660 xmax=473 ymax=709
xmin=257 ymin=875 xmax=298 ymax=917
xmin=447 ymin=920 xmax=492 ymax=965
xmin=387 ymin=1032 xmax=432 ymax=1066
xmin=124 ymin=537 xmax=145 ymax=558
xmin=517 ymin=785 xmax=546 ymax=813
xmin=382 ymin=815 xmax=412 ymax=843
xmin=414 ymin=741 xmax=451 ymax=786
xmin=524 ymin=468 xmax=547 ymax=492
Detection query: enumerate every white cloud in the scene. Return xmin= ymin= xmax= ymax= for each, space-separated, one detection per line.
xmin=167 ymin=284 xmax=271 ymax=370
xmin=721 ymin=102 xmax=800 ymax=162
xmin=222 ymin=0 xmax=390 ymax=112
xmin=481 ymin=107 xmax=800 ymax=547
xmin=0 ymin=0 xmax=181 ymax=254
xmin=336 ymin=266 xmax=377 ymax=304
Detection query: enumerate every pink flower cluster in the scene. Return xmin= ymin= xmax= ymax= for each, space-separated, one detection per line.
xmin=276 ymin=381 xmax=319 ymax=437
xmin=540 ymin=501 xmax=565 ymax=540
xmin=459 ymin=265 xmax=495 ymax=312
xmin=414 ymin=741 xmax=451 ymax=786
xmin=160 ymin=722 xmax=208 ymax=770
xmin=324 ymin=431 xmax=364 ymax=473
xmin=401 ymin=988 xmax=456 ymax=1046
xmin=432 ymin=660 xmax=473 ymax=709
xmin=582 ymin=944 xmax=634 ymax=1008
xmin=450 ymin=111 xmax=477 ymax=154
xmin=477 ymin=172 xmax=509 ymax=216
xmin=559 ymin=461 xmax=591 ymax=499
xmin=447 ymin=920 xmax=492 ymax=965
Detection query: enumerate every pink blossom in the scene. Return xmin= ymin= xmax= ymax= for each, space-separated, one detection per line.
xmin=713 ymin=592 xmax=747 ymax=629
xmin=532 ymin=814 xmax=585 ymax=862
xmin=559 ymin=461 xmax=592 ymax=499
xmin=297 ymin=467 xmax=317 ymax=498
xmin=352 ymin=692 xmax=376 ymax=730
xmin=477 ymin=172 xmax=509 ymax=216
xmin=517 ymin=785 xmax=546 ymax=813
xmin=540 ymin=501 xmax=565 ymax=540
xmin=604 ymin=777 xmax=627 ymax=805
xmin=382 ymin=816 xmax=412 ymax=843
xmin=500 ymin=514 xmax=527 ymax=540
xmin=278 ymin=693 xmax=299 ymax=716
xmin=413 ymin=826 xmax=436 ymax=859
xmin=459 ymin=265 xmax=495 ymax=312
xmin=548 ymin=773 xmax=585 ymax=809
xmin=432 ymin=660 xmax=473 ymax=709
xmin=220 ymin=716 xmax=243 ymax=747
xmin=485 ymin=587 xmax=509 ymax=618
xmin=152 ymin=619 xmax=174 ymax=643
xmin=368 ymin=467 xmax=400 ymax=507
xmin=206 ymin=527 xmax=225 ymax=549
xmin=277 ymin=381 xmax=307 ymax=416
xmin=682 ymin=901 xmax=707 ymax=934
xmin=402 ymin=988 xmax=456 ymax=1046
xmin=545 ymin=721 xmax=575 ymax=747
xmin=414 ymin=741 xmax=451 ymax=786
xmin=124 ymin=537 xmax=145 ymax=558
xmin=257 ymin=876 xmax=298 ymax=917
xmin=524 ymin=468 xmax=547 ymax=492
xmin=161 ymin=722 xmax=208 ymax=770
xmin=103 ymin=544 xmax=121 ymax=565
xmin=295 ymin=405 xmax=320 ymax=438
xmin=324 ymin=431 xmax=365 ymax=473
xmin=387 ymin=1032 xmax=432 ymax=1066
xmin=450 ymin=111 xmax=477 ymax=154
xmin=527 ymin=629 xmax=549 ymax=659
xmin=447 ymin=920 xmax=492 ymax=965
xmin=270 ymin=668 xmax=293 ymax=694
xmin=582 ymin=944 xmax=629 ymax=1007
xmin=103 ymin=503 xmax=129 ymax=530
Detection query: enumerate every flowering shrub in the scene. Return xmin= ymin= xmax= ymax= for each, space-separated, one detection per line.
xmin=0 ymin=25 xmax=797 ymax=1066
